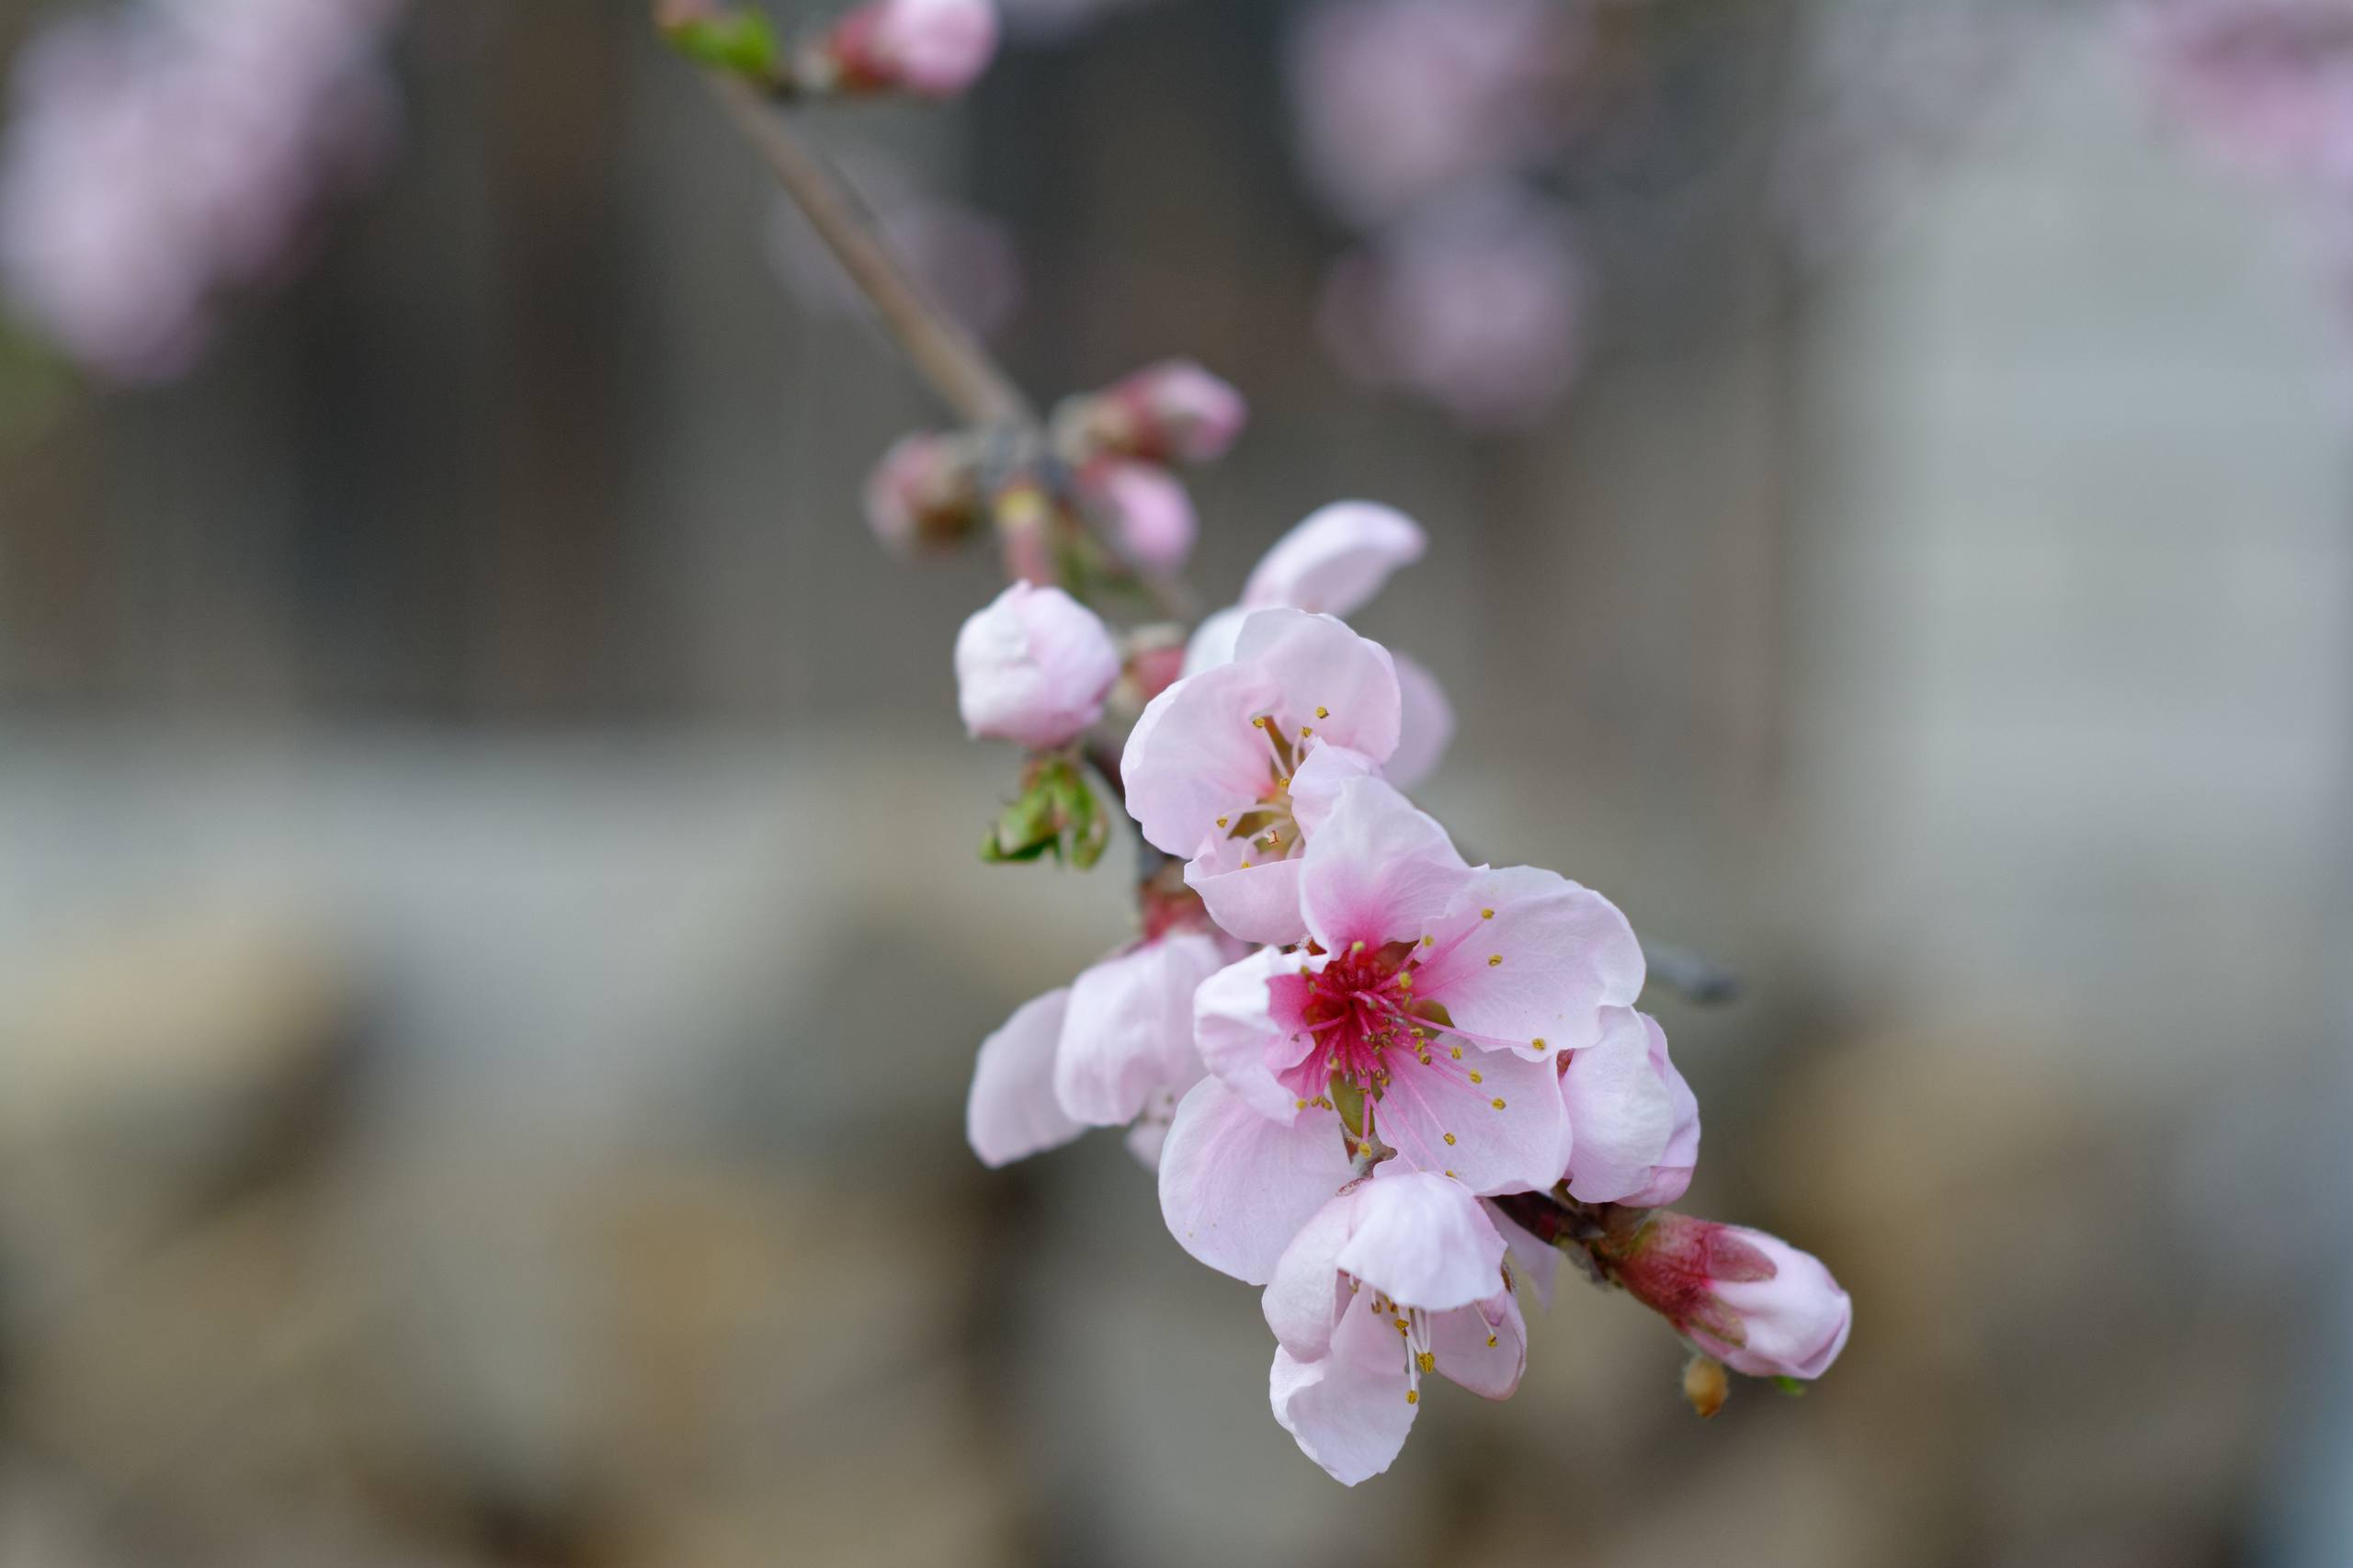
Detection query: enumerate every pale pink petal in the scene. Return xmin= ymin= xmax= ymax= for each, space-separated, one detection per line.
xmin=1699 ymin=1230 xmax=1854 ymax=1381
xmin=1336 ymin=1171 xmax=1505 ymax=1312
xmin=1120 ymin=659 xmax=1282 ymax=856
xmin=1086 ymin=457 xmax=1198 ymax=573
xmin=1191 ymin=946 xmax=1308 ymax=1122
xmin=1262 ymin=1193 xmax=1357 ymax=1360
xmin=953 ymin=582 xmax=1121 ymax=749
xmin=1485 ymin=1200 xmax=1562 ymax=1311
xmin=1159 ymin=1077 xmax=1355 ymax=1284
xmin=1285 ymin=741 xmax=1380 ymax=837
xmin=1269 ymin=1319 xmax=1416 ymax=1486
xmin=1386 ymin=650 xmax=1454 ymax=790
xmin=1122 ymin=1079 xmax=1195 ymax=1170
xmin=1240 ymin=501 xmax=1427 ymax=617
xmin=1416 ymin=866 xmax=1644 ymax=1059
xmin=1431 ymin=1283 xmax=1526 ymax=1400
xmin=1053 ymin=931 xmax=1227 ymax=1127
xmin=967 ymin=988 xmax=1086 ymax=1167
xmin=1617 ymin=1013 xmax=1699 ymax=1208
xmin=1559 ymin=1006 xmax=1677 ymax=1203
xmin=1372 ymin=1048 xmax=1563 ymax=1194
xmin=1297 ymin=775 xmax=1471 ymax=952
xmin=1186 ymin=849 xmax=1309 ymax=948
xmin=1181 ymin=604 xmax=1250 ymax=676
xmin=1230 ymin=608 xmax=1404 ymax=763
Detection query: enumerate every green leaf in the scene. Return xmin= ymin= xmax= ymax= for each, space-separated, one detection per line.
xmin=661 ymin=9 xmax=779 ymax=75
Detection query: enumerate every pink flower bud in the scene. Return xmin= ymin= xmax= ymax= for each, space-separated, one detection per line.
xmin=1081 ymin=457 xmax=1197 ymax=572
xmin=819 ymin=0 xmax=1000 ymax=99
xmin=954 ymin=581 xmax=1121 ymax=749
xmin=1081 ymin=358 xmax=1249 ymax=463
xmin=1608 ymin=1214 xmax=1852 ymax=1382
xmin=863 ymin=432 xmax=981 ymax=554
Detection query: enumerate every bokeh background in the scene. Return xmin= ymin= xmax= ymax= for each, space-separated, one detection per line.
xmin=0 ymin=0 xmax=2347 ymax=1563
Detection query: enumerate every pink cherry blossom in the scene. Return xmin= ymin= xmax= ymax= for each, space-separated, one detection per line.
xmin=1286 ymin=0 xmax=1586 ymax=227
xmin=1264 ymin=1173 xmax=1527 ymax=1483
xmin=2129 ymin=0 xmax=2353 ymax=185
xmin=1608 ymin=1213 xmax=1853 ymax=1381
xmin=1092 ymin=358 xmax=1250 ymax=464
xmin=1559 ymin=1006 xmax=1699 ymax=1207
xmin=954 ymin=581 xmax=1121 ymax=749
xmin=1185 ymin=504 xmax=1452 ymax=790
xmin=1159 ymin=775 xmax=1645 ymax=1283
xmin=1080 ymin=457 xmax=1198 ymax=573
xmin=1317 ymin=186 xmax=1591 ymax=431
xmin=1123 ymin=608 xmax=1404 ymax=944
xmin=863 ymin=431 xmax=979 ymax=554
xmin=968 ymin=926 xmax=1241 ymax=1169
xmin=821 ymin=0 xmax=1002 ymax=99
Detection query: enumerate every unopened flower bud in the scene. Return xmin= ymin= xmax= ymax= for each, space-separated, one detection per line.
xmin=955 ymin=581 xmax=1121 ymax=749
xmin=1081 ymin=457 xmax=1197 ymax=572
xmin=813 ymin=0 xmax=1000 ymax=99
xmin=1605 ymin=1213 xmax=1852 ymax=1382
xmin=864 ymin=432 xmax=982 ymax=555
xmin=1071 ymin=359 xmax=1248 ymax=464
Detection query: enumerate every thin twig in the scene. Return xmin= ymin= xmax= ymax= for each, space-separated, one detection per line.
xmin=702 ymin=72 xmax=1035 ymax=431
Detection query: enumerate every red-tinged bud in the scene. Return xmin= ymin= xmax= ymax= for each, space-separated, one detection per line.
xmin=810 ymin=0 xmax=1000 ymax=99
xmin=1062 ymin=359 xmax=1248 ymax=465
xmin=863 ymin=432 xmax=982 ymax=555
xmin=1600 ymin=1211 xmax=1852 ymax=1383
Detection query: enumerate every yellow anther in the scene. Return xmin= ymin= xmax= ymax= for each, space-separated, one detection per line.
xmin=1295 ymin=1097 xmax=1309 ymax=1111
xmin=1482 ymin=908 xmax=1495 ymax=920
xmin=1487 ymin=954 xmax=1502 ymax=967
xmin=1300 ymin=725 xmax=1313 ymax=739
xmin=1491 ymin=1097 xmax=1506 ymax=1110
xmin=1444 ymin=1168 xmax=1456 ymax=1178
xmin=1252 ymin=716 xmax=1267 ymax=729
xmin=1240 ymin=860 xmax=1253 ymax=869
xmin=1404 ymin=1389 xmax=1419 ymax=1405
xmin=1443 ymin=1132 xmax=1457 ymax=1146
xmin=1531 ymin=1037 xmax=1546 ymax=1050
xmin=1486 ymin=1335 xmax=1498 ymax=1348
xmin=1468 ymin=1069 xmax=1483 ymax=1084
xmin=1421 ymin=935 xmax=1434 ymax=948
xmin=1449 ymin=1045 xmax=1463 ymax=1060
xmin=1315 ymin=706 xmax=1329 ymax=719
xmin=1216 ymin=815 xmax=1230 ymax=828
xmin=1350 ymin=939 xmax=1365 ymax=954
xmin=1415 ymin=1352 xmax=1436 ymax=1375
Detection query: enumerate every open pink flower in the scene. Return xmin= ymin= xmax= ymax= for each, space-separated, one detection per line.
xmin=967 ymin=926 xmax=1240 ymax=1169
xmin=1158 ymin=775 xmax=1644 ymax=1283
xmin=820 ymin=0 xmax=1001 ymax=99
xmin=1608 ymin=1213 xmax=1853 ymax=1381
xmin=1264 ymin=1173 xmax=1527 ymax=1483
xmin=1185 ymin=504 xmax=1454 ymax=790
xmin=1123 ymin=608 xmax=1403 ymax=944
xmin=954 ymin=581 xmax=1121 ymax=749
xmin=1559 ymin=1006 xmax=1699 ymax=1207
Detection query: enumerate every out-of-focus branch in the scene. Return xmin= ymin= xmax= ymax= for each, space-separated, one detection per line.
xmin=1639 ymin=937 xmax=1742 ymax=1006
xmin=701 ymin=72 xmax=1035 ymax=431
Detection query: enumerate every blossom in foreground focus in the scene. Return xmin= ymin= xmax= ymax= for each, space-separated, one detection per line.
xmin=954 ymin=582 xmax=1121 ymax=748
xmin=1186 ymin=503 xmax=1453 ymax=790
xmin=1605 ymin=1212 xmax=1853 ymax=1381
xmin=817 ymin=0 xmax=1002 ymax=99
xmin=1558 ymin=1006 xmax=1698 ymax=1207
xmin=1123 ymin=608 xmax=1403 ymax=944
xmin=1160 ymin=774 xmax=1645 ymax=1283
xmin=1264 ymin=1173 xmax=1526 ymax=1483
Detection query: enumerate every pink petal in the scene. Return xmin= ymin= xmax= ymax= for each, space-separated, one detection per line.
xmin=1559 ymin=1006 xmax=1677 ymax=1203
xmin=1180 ymin=604 xmax=1249 ymax=676
xmin=1159 ymin=1077 xmax=1355 ymax=1284
xmin=1240 ymin=501 xmax=1427 ymax=618
xmin=1485 ymin=1199 xmax=1562 ymax=1311
xmin=1372 ymin=1047 xmax=1564 ymax=1194
xmin=1269 ymin=1329 xmax=1416 ymax=1485
xmin=1286 ymin=741 xmax=1379 ymax=836
xmin=1191 ymin=946 xmax=1309 ymax=1122
xmin=1298 ymin=775 xmax=1471 ymax=952
xmin=1432 ymin=1284 xmax=1527 ymax=1400
xmin=1230 ymin=608 xmax=1404 ymax=764
xmin=967 ymin=988 xmax=1086 ymax=1167
xmin=1120 ymin=659 xmax=1283 ymax=857
xmin=1053 ymin=931 xmax=1228 ymax=1127
xmin=1262 ymin=1192 xmax=1356 ymax=1360
xmin=1336 ymin=1172 xmax=1505 ymax=1312
xmin=1386 ymin=650 xmax=1455 ymax=790
xmin=1416 ymin=865 xmax=1644 ymax=1059
xmin=1186 ymin=851 xmax=1309 ymax=947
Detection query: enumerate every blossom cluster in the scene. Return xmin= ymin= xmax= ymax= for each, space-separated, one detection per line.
xmin=661 ymin=0 xmax=1001 ymax=100
xmin=956 ymin=501 xmax=1851 ymax=1483
xmin=0 ymin=0 xmax=404 ymax=381
xmin=1287 ymin=0 xmax=1595 ymax=429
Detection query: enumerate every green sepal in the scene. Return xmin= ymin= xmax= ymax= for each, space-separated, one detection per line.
xmin=979 ymin=755 xmax=1108 ymax=870
xmin=660 ymin=9 xmax=780 ymax=75
xmin=1771 ymin=1376 xmax=1808 ymax=1398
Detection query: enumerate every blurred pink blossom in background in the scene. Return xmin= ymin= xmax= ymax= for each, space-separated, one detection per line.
xmin=0 ymin=0 xmax=404 ymax=382
xmin=2129 ymin=0 xmax=2353 ymax=184
xmin=1287 ymin=0 xmax=1586 ymax=227
xmin=1316 ymin=187 xmax=1589 ymax=432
